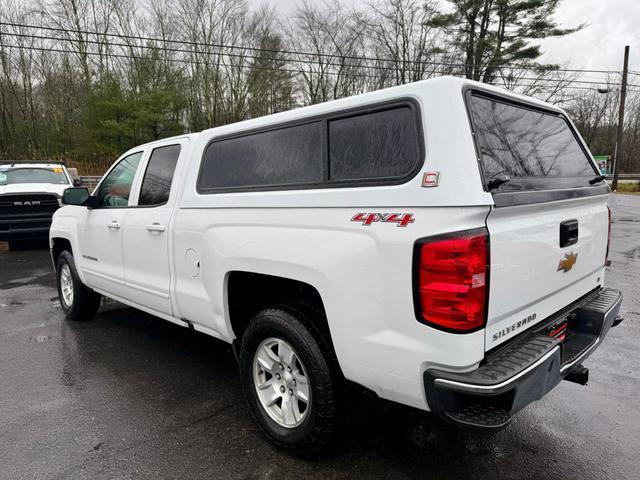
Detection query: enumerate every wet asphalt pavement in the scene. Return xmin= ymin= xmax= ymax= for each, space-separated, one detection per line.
xmin=1 ymin=195 xmax=639 ymax=480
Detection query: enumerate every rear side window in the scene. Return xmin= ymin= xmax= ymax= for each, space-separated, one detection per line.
xmin=329 ymin=107 xmax=420 ymax=181
xmin=198 ymin=123 xmax=323 ymax=190
xmin=139 ymin=144 xmax=181 ymax=206
xmin=467 ymin=93 xmax=596 ymax=190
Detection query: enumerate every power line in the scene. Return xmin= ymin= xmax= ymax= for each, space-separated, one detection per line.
xmin=0 ymin=31 xmax=607 ymax=86
xmin=0 ymin=44 xmax=405 ymax=82
xmin=5 ymin=42 xmax=638 ymax=95
xmin=0 ymin=20 xmax=628 ymax=77
xmin=3 ymin=31 xmax=636 ymax=91
xmin=0 ymin=31 xmax=448 ymax=76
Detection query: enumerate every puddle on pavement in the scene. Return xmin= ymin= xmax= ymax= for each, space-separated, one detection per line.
xmin=1 ymin=272 xmax=54 ymax=288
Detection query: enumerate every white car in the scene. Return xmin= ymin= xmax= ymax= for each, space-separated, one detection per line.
xmin=49 ymin=76 xmax=623 ymax=455
xmin=0 ymin=162 xmax=78 ymax=242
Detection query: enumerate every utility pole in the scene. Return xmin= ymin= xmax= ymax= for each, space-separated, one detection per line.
xmin=611 ymin=45 xmax=629 ymax=191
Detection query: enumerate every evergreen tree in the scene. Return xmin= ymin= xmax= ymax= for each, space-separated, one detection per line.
xmin=85 ymin=76 xmax=187 ymax=157
xmin=430 ymin=0 xmax=584 ymax=83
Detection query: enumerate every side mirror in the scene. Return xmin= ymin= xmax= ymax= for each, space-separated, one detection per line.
xmin=73 ymin=177 xmax=81 ymax=186
xmin=62 ymin=187 xmax=90 ymax=206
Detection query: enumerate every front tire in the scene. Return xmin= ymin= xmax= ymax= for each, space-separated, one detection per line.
xmin=56 ymin=250 xmax=102 ymax=320
xmin=239 ymin=307 xmax=340 ymax=456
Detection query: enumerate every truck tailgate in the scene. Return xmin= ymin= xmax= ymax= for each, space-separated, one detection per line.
xmin=485 ymin=195 xmax=609 ymax=349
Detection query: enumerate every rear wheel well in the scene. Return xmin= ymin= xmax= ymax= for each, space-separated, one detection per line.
xmin=51 ymin=238 xmax=72 ymax=266
xmin=227 ymin=271 xmax=336 ymax=358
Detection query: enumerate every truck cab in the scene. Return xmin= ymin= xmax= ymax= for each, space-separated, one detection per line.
xmin=49 ymin=76 xmax=622 ymax=455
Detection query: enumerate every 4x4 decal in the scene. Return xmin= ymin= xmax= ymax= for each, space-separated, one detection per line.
xmin=351 ymin=213 xmax=415 ymax=227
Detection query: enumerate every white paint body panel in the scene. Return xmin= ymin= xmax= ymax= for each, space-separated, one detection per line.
xmin=77 ymin=207 xmax=129 ymax=298
xmin=485 ymin=195 xmax=609 ymax=348
xmin=121 ymin=138 xmax=190 ymax=316
xmin=49 ymin=76 xmax=610 ymax=412
xmin=0 ymin=182 xmax=70 ymax=197
xmin=172 ymin=206 xmax=489 ymax=409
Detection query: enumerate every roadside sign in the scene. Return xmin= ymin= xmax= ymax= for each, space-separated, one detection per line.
xmin=594 ymin=155 xmax=611 ymax=175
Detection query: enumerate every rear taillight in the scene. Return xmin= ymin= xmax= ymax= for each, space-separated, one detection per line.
xmin=606 ymin=206 xmax=611 ymax=265
xmin=414 ymin=229 xmax=489 ymax=332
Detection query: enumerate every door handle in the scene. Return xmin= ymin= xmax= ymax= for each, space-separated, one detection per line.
xmin=106 ymin=221 xmax=121 ymax=230
xmin=146 ymin=222 xmax=166 ymax=233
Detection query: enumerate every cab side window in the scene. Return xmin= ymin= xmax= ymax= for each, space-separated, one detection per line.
xmin=95 ymin=152 xmax=143 ymax=208
xmin=138 ymin=144 xmax=181 ymax=206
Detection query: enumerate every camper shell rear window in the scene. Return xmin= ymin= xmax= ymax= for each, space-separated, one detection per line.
xmin=465 ymin=90 xmax=599 ymax=194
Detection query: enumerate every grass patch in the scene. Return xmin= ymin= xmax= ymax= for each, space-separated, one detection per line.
xmin=613 ymin=181 xmax=640 ymax=194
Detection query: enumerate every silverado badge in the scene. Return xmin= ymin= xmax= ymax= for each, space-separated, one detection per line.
xmin=557 ymin=252 xmax=578 ymax=273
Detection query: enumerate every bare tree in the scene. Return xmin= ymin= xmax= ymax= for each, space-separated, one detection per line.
xmin=499 ymin=65 xmax=581 ymax=103
xmin=362 ymin=0 xmax=442 ymax=85
xmin=289 ymin=0 xmax=366 ymax=104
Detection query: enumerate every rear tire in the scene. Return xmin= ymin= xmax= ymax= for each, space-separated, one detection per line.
xmin=239 ymin=306 xmax=340 ymax=456
xmin=56 ymin=250 xmax=101 ymax=320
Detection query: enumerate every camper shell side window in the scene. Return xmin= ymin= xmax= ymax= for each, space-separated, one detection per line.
xmin=196 ymin=99 xmax=424 ymax=193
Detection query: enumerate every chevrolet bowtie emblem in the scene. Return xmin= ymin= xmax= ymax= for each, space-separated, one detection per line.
xmin=557 ymin=252 xmax=578 ymax=273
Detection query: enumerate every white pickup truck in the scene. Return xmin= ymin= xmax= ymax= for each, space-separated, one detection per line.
xmin=0 ymin=162 xmax=78 ymax=242
xmin=49 ymin=77 xmax=623 ymax=455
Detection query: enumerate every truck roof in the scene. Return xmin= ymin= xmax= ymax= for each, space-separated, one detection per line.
xmin=0 ymin=161 xmax=67 ymax=168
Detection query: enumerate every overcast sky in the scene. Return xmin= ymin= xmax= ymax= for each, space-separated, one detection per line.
xmin=538 ymin=0 xmax=639 ymax=72
xmin=254 ymin=0 xmax=640 ymax=74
